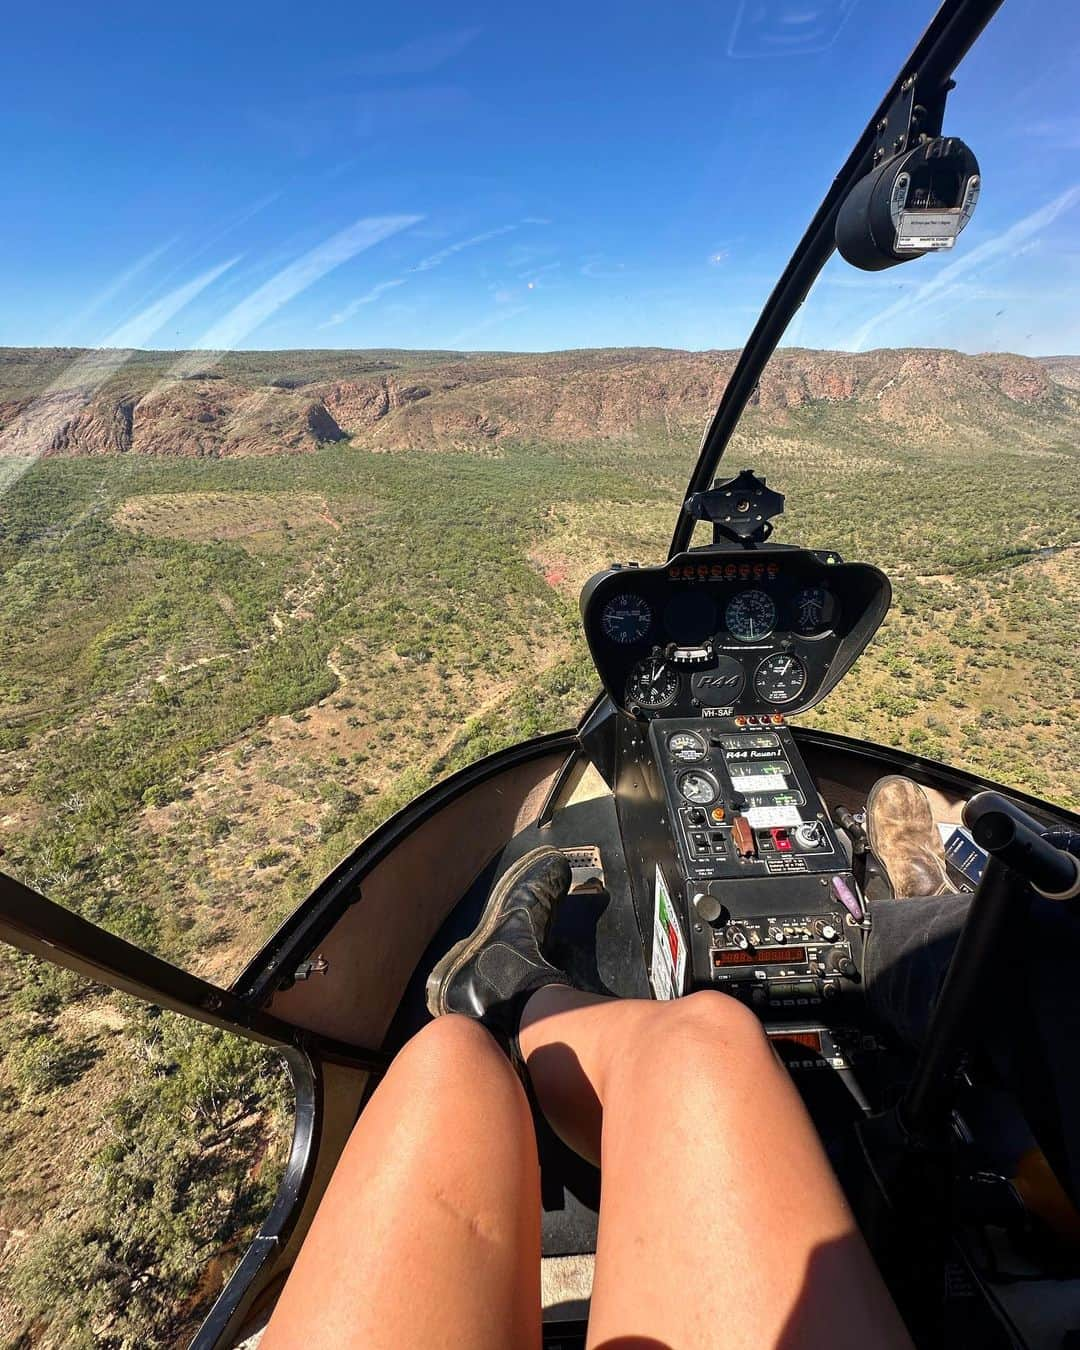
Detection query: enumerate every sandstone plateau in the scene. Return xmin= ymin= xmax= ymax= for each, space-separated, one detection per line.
xmin=0 ymin=346 xmax=1075 ymax=459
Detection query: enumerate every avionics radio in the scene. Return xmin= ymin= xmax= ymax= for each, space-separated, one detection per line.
xmin=709 ymin=915 xmax=858 ymax=1009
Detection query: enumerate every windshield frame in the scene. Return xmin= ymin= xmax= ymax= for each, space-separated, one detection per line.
xmin=667 ymin=0 xmax=1003 ymax=560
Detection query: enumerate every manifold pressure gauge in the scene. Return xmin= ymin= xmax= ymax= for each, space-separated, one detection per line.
xmin=753 ymin=653 xmax=808 ymax=704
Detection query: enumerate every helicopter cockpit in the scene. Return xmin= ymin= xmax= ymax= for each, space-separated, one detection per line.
xmin=3 ymin=0 xmax=1080 ymax=1347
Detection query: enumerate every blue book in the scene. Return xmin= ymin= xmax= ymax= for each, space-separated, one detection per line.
xmin=939 ymin=824 xmax=988 ymax=886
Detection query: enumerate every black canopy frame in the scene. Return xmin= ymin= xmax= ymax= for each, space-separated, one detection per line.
xmin=668 ymin=0 xmax=1004 ymax=560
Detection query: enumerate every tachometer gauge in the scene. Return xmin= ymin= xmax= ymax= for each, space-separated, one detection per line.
xmin=626 ymin=655 xmax=679 ymax=711
xmin=753 ymin=653 xmax=808 ymax=704
xmin=725 ymin=589 xmax=777 ymax=642
xmin=793 ymin=586 xmax=837 ymax=637
xmin=678 ymin=770 xmax=720 ymax=806
xmin=668 ymin=730 xmax=707 ymax=763
xmin=601 ymin=593 xmax=652 ymax=644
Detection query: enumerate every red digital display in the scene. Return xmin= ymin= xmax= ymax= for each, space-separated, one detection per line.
xmin=769 ymin=1030 xmax=824 ymax=1054
xmin=712 ymin=945 xmax=807 ymax=968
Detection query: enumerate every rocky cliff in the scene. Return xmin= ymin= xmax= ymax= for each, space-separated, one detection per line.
xmin=0 ymin=345 xmax=1074 ymax=459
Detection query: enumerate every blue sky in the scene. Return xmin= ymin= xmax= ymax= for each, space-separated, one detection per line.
xmin=3 ymin=0 xmax=1078 ymax=355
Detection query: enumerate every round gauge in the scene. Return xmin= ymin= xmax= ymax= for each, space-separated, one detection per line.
xmin=678 ymin=770 xmax=720 ymax=806
xmin=626 ymin=655 xmax=679 ymax=711
xmin=601 ymin=593 xmax=652 ymax=645
xmin=753 ymin=653 xmax=809 ymax=704
xmin=725 ymin=589 xmax=777 ymax=643
xmin=793 ymin=586 xmax=837 ymax=637
xmin=668 ymin=730 xmax=707 ymax=763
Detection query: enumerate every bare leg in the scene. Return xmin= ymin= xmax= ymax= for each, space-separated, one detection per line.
xmin=262 ymin=1015 xmax=542 ymax=1350
xmin=520 ymin=988 xmax=912 ymax=1350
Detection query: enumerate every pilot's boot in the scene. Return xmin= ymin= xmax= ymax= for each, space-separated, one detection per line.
xmin=425 ymin=846 xmax=571 ymax=1040
xmin=865 ymin=774 xmax=959 ymax=898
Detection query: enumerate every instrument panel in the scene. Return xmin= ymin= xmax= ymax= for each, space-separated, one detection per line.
xmin=581 ymin=546 xmax=890 ymax=718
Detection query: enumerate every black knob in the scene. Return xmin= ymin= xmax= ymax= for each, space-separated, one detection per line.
xmin=728 ymin=927 xmax=750 ymax=950
xmin=832 ymin=955 xmax=858 ymax=980
xmin=692 ymin=892 xmax=725 ymax=925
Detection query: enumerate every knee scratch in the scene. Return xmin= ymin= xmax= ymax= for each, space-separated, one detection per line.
xmin=429 ymin=1184 xmax=506 ymax=1249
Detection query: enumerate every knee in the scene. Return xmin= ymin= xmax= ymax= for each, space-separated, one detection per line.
xmin=399 ymin=1014 xmax=515 ymax=1088
xmin=661 ymin=990 xmax=771 ymax=1059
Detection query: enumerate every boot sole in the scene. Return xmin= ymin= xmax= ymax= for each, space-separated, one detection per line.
xmin=424 ymin=846 xmax=565 ymax=1018
xmin=865 ymin=774 xmax=952 ymax=897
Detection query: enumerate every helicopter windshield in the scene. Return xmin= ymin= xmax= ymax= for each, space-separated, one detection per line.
xmin=0 ymin=0 xmax=1076 ymax=988
xmin=0 ymin=0 xmax=1077 ymax=985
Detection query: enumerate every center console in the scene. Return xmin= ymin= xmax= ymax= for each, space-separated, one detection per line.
xmin=616 ymin=710 xmax=865 ymax=1014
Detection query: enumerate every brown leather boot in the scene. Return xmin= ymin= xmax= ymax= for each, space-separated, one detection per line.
xmin=865 ymin=775 xmax=959 ymax=898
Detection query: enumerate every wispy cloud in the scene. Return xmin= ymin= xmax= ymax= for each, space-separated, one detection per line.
xmin=351 ymin=26 xmax=482 ymax=77
xmin=846 ymin=185 xmax=1080 ymax=351
xmin=316 ymin=218 xmax=548 ymax=330
xmin=1025 ymin=117 xmax=1080 ymax=151
xmin=321 ymin=278 xmax=406 ymax=328
xmin=517 ymin=261 xmax=561 ymax=282
xmin=581 ymin=255 xmax=625 ymax=279
xmin=181 ymin=214 xmax=419 ymax=355
xmin=51 ymin=238 xmax=180 ymax=342
xmin=408 ymin=223 xmax=522 ymax=274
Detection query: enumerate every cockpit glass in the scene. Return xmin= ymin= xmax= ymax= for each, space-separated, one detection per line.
xmin=0 ymin=0 xmax=1077 ymax=988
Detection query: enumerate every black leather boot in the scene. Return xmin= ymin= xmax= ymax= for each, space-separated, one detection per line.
xmin=425 ymin=846 xmax=572 ymax=1040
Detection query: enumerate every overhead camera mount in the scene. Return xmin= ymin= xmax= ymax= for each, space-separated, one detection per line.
xmin=684 ymin=468 xmax=785 ymax=548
